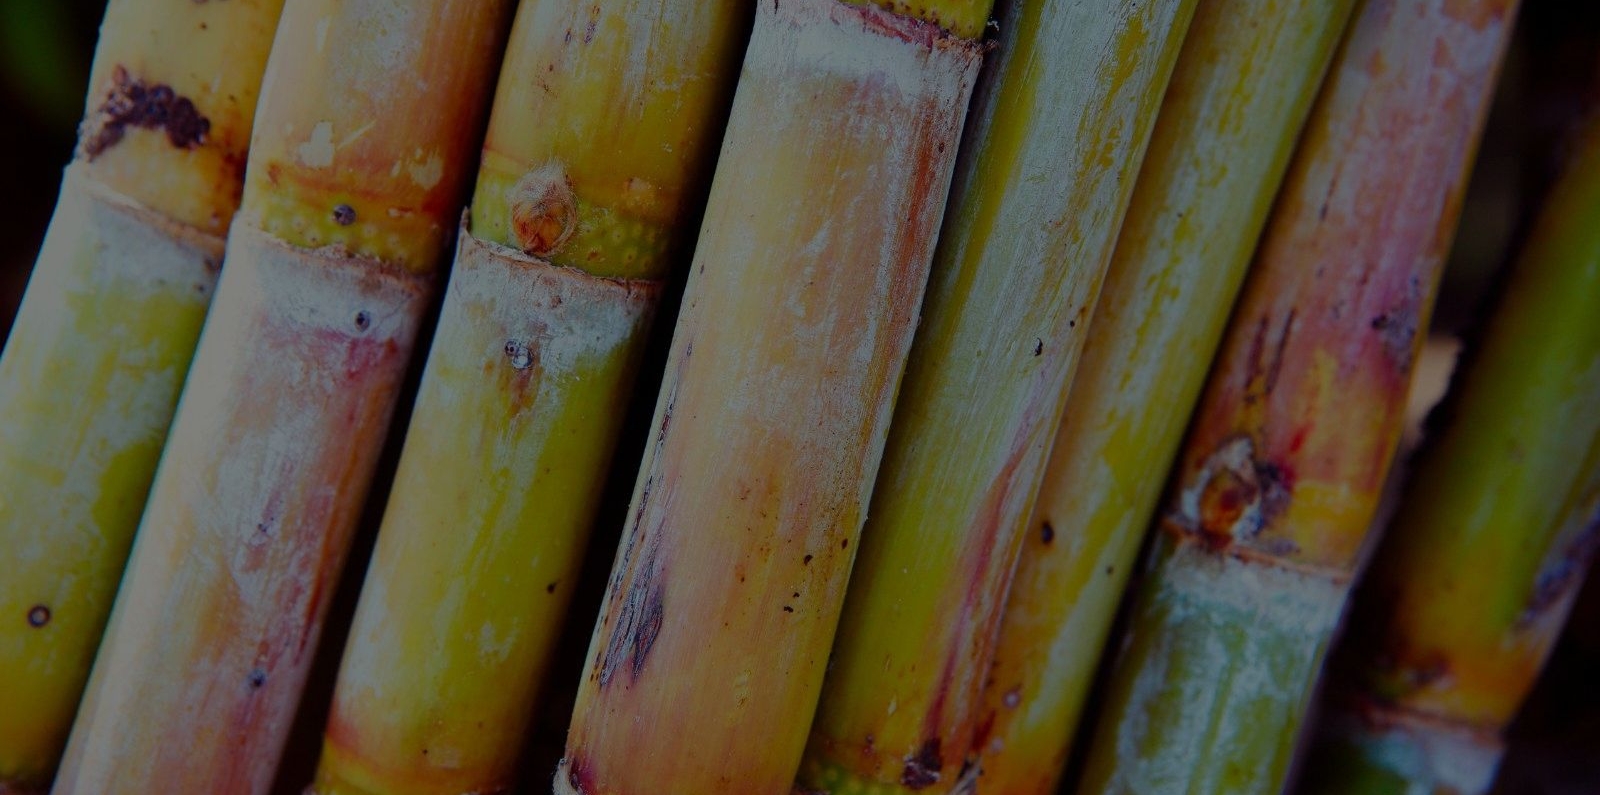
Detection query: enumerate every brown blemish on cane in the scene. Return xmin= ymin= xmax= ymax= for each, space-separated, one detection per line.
xmin=26 ymin=604 xmax=51 ymax=628
xmin=508 ymin=163 xmax=578 ymax=258
xmin=546 ymin=581 xmax=559 ymax=595
xmin=1370 ymin=310 xmax=1419 ymax=372
xmin=1521 ymin=506 xmax=1600 ymax=624
xmin=1243 ymin=309 xmax=1295 ymax=399
xmin=1040 ymin=521 xmax=1055 ymax=545
xmin=79 ymin=66 xmax=211 ymax=159
xmin=1177 ymin=435 xmax=1295 ymax=546
xmin=901 ymin=737 xmax=944 ymax=789
xmin=582 ymin=3 xmax=601 ymax=44
xmin=598 ymin=543 xmax=666 ymax=688
xmin=563 ymin=755 xmax=595 ymax=795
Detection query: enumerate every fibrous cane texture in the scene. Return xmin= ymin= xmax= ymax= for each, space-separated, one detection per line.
xmin=50 ymin=1 xmax=512 ymax=793
xmin=555 ymin=1 xmax=986 ymax=793
xmin=1299 ymin=113 xmax=1600 ymax=795
xmin=1074 ymin=1 xmax=1519 ymax=792
xmin=798 ymin=0 xmax=1198 ymax=792
xmin=972 ymin=2 xmax=1357 ymax=793
xmin=308 ymin=6 xmax=749 ymax=792
xmin=0 ymin=2 xmax=284 ymax=791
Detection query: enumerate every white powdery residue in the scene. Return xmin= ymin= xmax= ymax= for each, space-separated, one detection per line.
xmin=69 ymin=170 xmax=224 ymax=458
xmin=1102 ymin=538 xmax=1350 ymax=791
xmin=56 ymin=222 xmax=432 ymax=793
xmin=0 ymin=167 xmax=220 ymax=588
xmin=1157 ymin=540 xmax=1347 ymax=633
xmin=477 ymin=621 xmax=514 ymax=663
xmin=452 ymin=232 xmax=656 ymax=377
xmin=353 ymin=1 xmax=420 ymax=81
xmin=207 ymin=227 xmax=429 ymax=606
xmin=296 ymin=121 xmax=335 ymax=169
xmin=407 ymin=151 xmax=444 ymax=190
xmin=760 ymin=0 xmax=980 ymax=108
xmin=1328 ymin=710 xmax=1501 ymax=794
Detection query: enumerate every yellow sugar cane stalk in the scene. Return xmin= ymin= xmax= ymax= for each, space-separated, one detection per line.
xmin=796 ymin=1 xmax=1198 ymax=793
xmin=307 ymin=4 xmax=750 ymax=795
xmin=1073 ymin=1 xmax=1519 ymax=793
xmin=554 ymin=1 xmax=988 ymax=793
xmin=48 ymin=1 xmax=513 ymax=792
xmin=1298 ymin=113 xmax=1600 ymax=795
xmin=972 ymin=2 xmax=1357 ymax=792
xmin=0 ymin=2 xmax=283 ymax=791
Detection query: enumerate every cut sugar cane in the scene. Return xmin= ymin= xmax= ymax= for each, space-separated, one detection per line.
xmin=1299 ymin=113 xmax=1600 ymax=795
xmin=796 ymin=0 xmax=1198 ymax=792
xmin=973 ymin=2 xmax=1356 ymax=793
xmin=0 ymin=1 xmax=284 ymax=792
xmin=48 ymin=1 xmax=512 ymax=793
xmin=1074 ymin=1 xmax=1519 ymax=793
xmin=554 ymin=1 xmax=987 ymax=793
xmin=307 ymin=3 xmax=749 ymax=794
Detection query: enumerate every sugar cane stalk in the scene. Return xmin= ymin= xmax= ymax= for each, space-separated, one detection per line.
xmin=306 ymin=3 xmax=750 ymax=794
xmin=971 ymin=2 xmax=1357 ymax=793
xmin=794 ymin=1 xmax=1198 ymax=793
xmin=1073 ymin=1 xmax=1519 ymax=792
xmin=48 ymin=2 xmax=513 ymax=793
xmin=1298 ymin=112 xmax=1600 ymax=795
xmin=0 ymin=3 xmax=284 ymax=791
xmin=554 ymin=1 xmax=989 ymax=793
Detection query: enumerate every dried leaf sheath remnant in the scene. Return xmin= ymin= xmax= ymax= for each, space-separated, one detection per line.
xmin=556 ymin=0 xmax=986 ymax=793
xmin=1075 ymin=1 xmax=1519 ymax=793
xmin=308 ymin=3 xmax=747 ymax=793
xmin=50 ymin=1 xmax=513 ymax=793
xmin=974 ymin=2 xmax=1358 ymax=792
xmin=0 ymin=1 xmax=284 ymax=791
xmin=1301 ymin=113 xmax=1600 ymax=795
xmin=797 ymin=0 xmax=1198 ymax=792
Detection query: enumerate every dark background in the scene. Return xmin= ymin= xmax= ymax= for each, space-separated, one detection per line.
xmin=1 ymin=1 xmax=1595 ymax=793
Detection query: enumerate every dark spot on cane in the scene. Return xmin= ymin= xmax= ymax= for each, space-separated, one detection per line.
xmin=247 ymin=668 xmax=267 ymax=688
xmin=803 ymin=554 xmax=813 ymax=565
xmin=354 ymin=311 xmax=371 ymax=331
xmin=902 ymin=737 xmax=944 ymax=789
xmin=546 ymin=581 xmax=558 ymax=594
xmin=27 ymin=605 xmax=51 ymax=628
xmin=1034 ymin=338 xmax=1043 ymax=356
xmin=504 ymin=340 xmax=536 ymax=370
xmin=332 ymin=204 xmax=356 ymax=226
xmin=80 ymin=66 xmax=212 ymax=159
xmin=1040 ymin=522 xmax=1055 ymax=545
